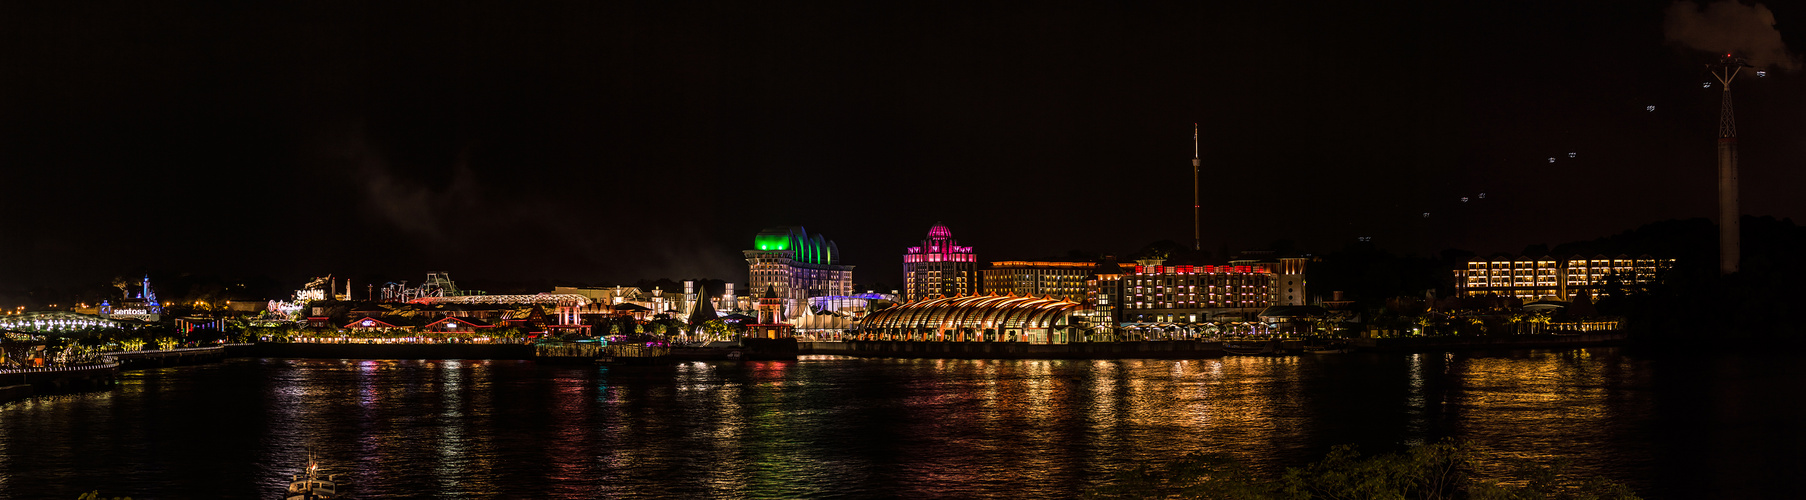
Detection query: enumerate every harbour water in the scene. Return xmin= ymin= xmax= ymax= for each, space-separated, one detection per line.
xmin=0 ymin=348 xmax=1799 ymax=498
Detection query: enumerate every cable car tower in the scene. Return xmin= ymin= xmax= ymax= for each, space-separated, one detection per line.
xmin=1192 ymin=123 xmax=1201 ymax=252
xmin=1709 ymin=54 xmax=1752 ymax=274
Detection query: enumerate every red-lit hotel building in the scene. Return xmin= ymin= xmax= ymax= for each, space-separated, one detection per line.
xmin=902 ymin=223 xmax=976 ymax=301
xmin=1115 ymin=259 xmax=1280 ymax=323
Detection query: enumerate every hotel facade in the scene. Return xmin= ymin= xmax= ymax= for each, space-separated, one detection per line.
xmin=1454 ymin=254 xmax=1674 ymax=300
xmin=1114 ymin=259 xmax=1281 ymax=324
xmin=981 ymin=261 xmax=1095 ymax=302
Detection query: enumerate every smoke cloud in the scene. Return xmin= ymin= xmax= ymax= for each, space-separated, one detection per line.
xmin=1664 ymin=1 xmax=1801 ymax=71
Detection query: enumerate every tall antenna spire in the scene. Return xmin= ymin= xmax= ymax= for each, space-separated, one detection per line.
xmin=1192 ymin=123 xmax=1201 ymax=252
xmin=1710 ymin=54 xmax=1751 ymax=274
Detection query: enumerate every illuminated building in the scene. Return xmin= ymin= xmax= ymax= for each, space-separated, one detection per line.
xmin=343 ymin=316 xmax=403 ymax=332
xmin=686 ymin=283 xmax=719 ymax=324
xmin=174 ymin=316 xmax=222 ymax=334
xmin=1229 ymin=251 xmax=1312 ymax=306
xmin=408 ymin=293 xmax=590 ymax=325
xmin=423 ymin=316 xmax=494 ymax=334
xmin=790 ymin=306 xmax=852 ymax=341
xmin=101 ymin=275 xmax=162 ymax=321
xmin=806 ymin=292 xmax=897 ymax=318
xmin=981 ymin=261 xmax=1095 ymax=301
xmin=1455 ymin=254 xmax=1675 ymax=300
xmin=1117 ymin=259 xmax=1277 ymax=324
xmin=902 ymin=223 xmax=977 ymax=301
xmin=853 ymin=293 xmax=1086 ymax=344
xmin=745 ymin=285 xmax=794 ymax=339
xmin=744 ymin=226 xmax=855 ymax=317
xmin=1085 ymin=257 xmax=1127 ymax=336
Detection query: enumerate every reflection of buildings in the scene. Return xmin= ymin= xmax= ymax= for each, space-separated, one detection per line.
xmin=1454 ymin=255 xmax=1674 ymax=300
xmin=744 ymin=226 xmax=855 ymax=317
xmin=982 ymin=261 xmax=1095 ymax=301
xmin=903 ymin=223 xmax=976 ymax=301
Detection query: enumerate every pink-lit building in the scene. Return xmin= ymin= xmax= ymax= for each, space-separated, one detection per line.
xmin=902 ymin=223 xmax=977 ymax=301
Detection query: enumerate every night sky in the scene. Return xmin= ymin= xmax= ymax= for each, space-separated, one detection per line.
xmin=3 ymin=1 xmax=1803 ymax=294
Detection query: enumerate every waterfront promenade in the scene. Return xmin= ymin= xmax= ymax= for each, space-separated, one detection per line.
xmin=0 ymin=359 xmax=119 ymax=404
xmin=247 ymin=332 xmax=1634 ymax=362
xmin=801 ymin=332 xmax=1629 ymax=359
xmin=0 ymin=345 xmax=250 ymax=404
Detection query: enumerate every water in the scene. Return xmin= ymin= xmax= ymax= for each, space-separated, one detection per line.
xmin=1 ymin=348 xmax=1800 ymax=498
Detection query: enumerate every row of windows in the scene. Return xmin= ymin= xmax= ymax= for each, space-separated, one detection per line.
xmin=1129 ymin=301 xmax=1269 ymax=309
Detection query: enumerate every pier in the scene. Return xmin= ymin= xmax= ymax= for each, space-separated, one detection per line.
xmin=0 ymin=360 xmax=120 ymax=403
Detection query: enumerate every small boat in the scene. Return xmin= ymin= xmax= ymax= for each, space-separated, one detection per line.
xmin=283 ymin=454 xmax=340 ymax=500
xmin=1305 ymin=346 xmax=1350 ymax=354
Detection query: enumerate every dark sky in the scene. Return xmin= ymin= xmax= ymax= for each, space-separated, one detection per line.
xmin=3 ymin=1 xmax=1803 ymax=293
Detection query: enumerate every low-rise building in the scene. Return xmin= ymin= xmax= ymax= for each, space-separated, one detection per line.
xmin=853 ymin=294 xmax=1086 ymax=344
xmin=981 ymin=261 xmax=1095 ymax=301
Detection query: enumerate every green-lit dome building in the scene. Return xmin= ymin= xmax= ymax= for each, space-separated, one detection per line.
xmin=744 ymin=226 xmax=855 ymax=319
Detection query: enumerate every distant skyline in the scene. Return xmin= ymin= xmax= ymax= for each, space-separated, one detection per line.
xmin=3 ymin=1 xmax=1804 ymax=290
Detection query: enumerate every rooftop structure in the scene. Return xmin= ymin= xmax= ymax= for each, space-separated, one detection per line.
xmin=745 ymin=226 xmax=855 ymax=317
xmin=381 ymin=273 xmax=484 ymax=302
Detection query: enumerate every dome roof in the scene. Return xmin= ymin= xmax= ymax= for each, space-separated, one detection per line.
xmin=926 ymin=222 xmax=953 ymax=239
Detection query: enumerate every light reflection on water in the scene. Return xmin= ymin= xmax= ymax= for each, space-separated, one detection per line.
xmin=0 ymin=349 xmax=1798 ymax=498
